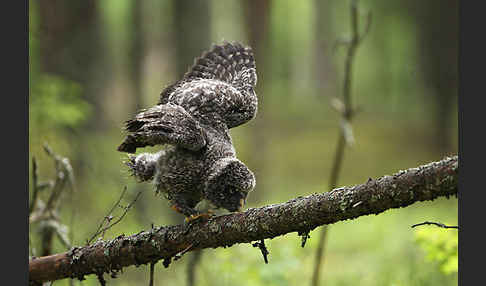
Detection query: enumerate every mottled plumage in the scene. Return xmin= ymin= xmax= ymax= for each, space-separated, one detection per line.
xmin=117 ymin=42 xmax=258 ymax=219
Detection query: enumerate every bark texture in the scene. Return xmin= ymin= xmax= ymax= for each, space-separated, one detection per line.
xmin=29 ymin=156 xmax=458 ymax=284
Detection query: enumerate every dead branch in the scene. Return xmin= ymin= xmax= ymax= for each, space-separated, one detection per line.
xmin=87 ymin=187 xmax=142 ymax=244
xmin=29 ymin=143 xmax=76 ymax=258
xmin=411 ymin=221 xmax=458 ymax=229
xmin=149 ymin=261 xmax=156 ymax=286
xmin=29 ymin=156 xmax=457 ymax=284
xmin=252 ymin=240 xmax=269 ymax=264
xmin=313 ymin=1 xmax=372 ymax=285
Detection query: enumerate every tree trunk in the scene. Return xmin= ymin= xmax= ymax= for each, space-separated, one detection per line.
xmin=37 ymin=0 xmax=108 ymax=183
xmin=172 ymin=0 xmax=211 ymax=78
xmin=37 ymin=0 xmax=106 ymax=129
xmin=410 ymin=0 xmax=458 ymax=155
xmin=129 ymin=0 xmax=145 ymax=114
xmin=242 ymin=0 xmax=271 ymax=203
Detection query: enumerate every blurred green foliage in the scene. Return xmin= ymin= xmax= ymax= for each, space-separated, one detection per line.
xmin=414 ymin=227 xmax=458 ymax=275
xmin=29 ymin=74 xmax=92 ymax=130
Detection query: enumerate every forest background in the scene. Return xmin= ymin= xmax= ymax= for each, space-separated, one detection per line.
xmin=28 ymin=0 xmax=458 ymax=285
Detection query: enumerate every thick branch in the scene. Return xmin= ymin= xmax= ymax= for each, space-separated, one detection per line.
xmin=29 ymin=156 xmax=458 ymax=284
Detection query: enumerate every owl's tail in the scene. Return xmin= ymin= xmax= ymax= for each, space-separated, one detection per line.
xmin=160 ymin=42 xmax=257 ymax=102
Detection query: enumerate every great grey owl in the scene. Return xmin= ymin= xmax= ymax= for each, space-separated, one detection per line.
xmin=117 ymin=42 xmax=258 ymax=222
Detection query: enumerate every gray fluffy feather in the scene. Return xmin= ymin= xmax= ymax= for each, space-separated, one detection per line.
xmin=118 ymin=42 xmax=258 ymax=217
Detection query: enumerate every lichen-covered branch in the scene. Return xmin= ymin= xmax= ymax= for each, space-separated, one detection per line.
xmin=29 ymin=156 xmax=458 ymax=284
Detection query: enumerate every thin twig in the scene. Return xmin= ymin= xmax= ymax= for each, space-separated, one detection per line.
xmin=149 ymin=262 xmax=155 ymax=286
xmin=252 ymin=239 xmax=269 ymax=264
xmin=312 ymin=1 xmax=371 ymax=286
xmin=358 ymin=11 xmax=373 ymax=43
xmin=44 ymin=143 xmax=74 ymax=211
xmin=87 ymin=187 xmax=142 ymax=244
xmin=411 ymin=221 xmax=458 ymax=229
xmin=174 ymin=243 xmax=195 ymax=261
xmin=30 ymin=157 xmax=39 ymax=216
xmin=29 ymin=232 xmax=36 ymax=257
xmin=342 ymin=0 xmax=359 ymax=119
xmin=187 ymin=250 xmax=203 ymax=286
xmin=88 ymin=187 xmax=128 ymax=244
xmin=298 ymin=231 xmax=311 ymax=248
xmin=68 ymin=182 xmax=77 ymax=253
xmin=30 ymin=145 xmax=75 ymax=258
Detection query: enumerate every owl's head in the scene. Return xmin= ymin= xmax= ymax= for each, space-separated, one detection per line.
xmin=204 ymin=158 xmax=255 ymax=212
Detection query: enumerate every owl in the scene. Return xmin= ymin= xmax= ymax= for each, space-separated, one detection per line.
xmin=117 ymin=42 xmax=258 ymax=222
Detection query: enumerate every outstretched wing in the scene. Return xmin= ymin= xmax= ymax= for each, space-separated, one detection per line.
xmin=117 ymin=103 xmax=207 ymax=153
xmin=159 ymin=42 xmax=258 ymax=129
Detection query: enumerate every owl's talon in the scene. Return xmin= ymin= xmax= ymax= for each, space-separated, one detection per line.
xmin=182 ymin=213 xmax=212 ymax=234
xmin=184 ymin=213 xmax=212 ymax=224
xmin=171 ymin=205 xmax=183 ymax=214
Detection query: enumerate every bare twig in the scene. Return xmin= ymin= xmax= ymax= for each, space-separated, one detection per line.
xmin=29 ymin=233 xmax=36 ymax=257
xmin=411 ymin=221 xmax=458 ymax=229
xmin=29 ymin=156 xmax=458 ymax=284
xmin=298 ymin=231 xmax=311 ymax=248
xmin=312 ymin=1 xmax=371 ymax=285
xmin=30 ymin=144 xmax=76 ymax=258
xmin=87 ymin=187 xmax=128 ymax=244
xmin=68 ymin=185 xmax=77 ymax=260
xmin=252 ymin=239 xmax=269 ymax=264
xmin=358 ymin=11 xmax=373 ymax=43
xmin=187 ymin=251 xmax=202 ymax=286
xmin=174 ymin=243 xmax=195 ymax=261
xmin=149 ymin=262 xmax=155 ymax=286
xmin=43 ymin=143 xmax=75 ymax=211
xmin=87 ymin=187 xmax=142 ymax=244
xmin=30 ymin=157 xmax=39 ymax=216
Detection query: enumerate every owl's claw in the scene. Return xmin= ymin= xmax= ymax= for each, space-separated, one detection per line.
xmin=184 ymin=212 xmax=212 ymax=223
xmin=182 ymin=212 xmax=213 ymax=234
xmin=171 ymin=205 xmax=183 ymax=214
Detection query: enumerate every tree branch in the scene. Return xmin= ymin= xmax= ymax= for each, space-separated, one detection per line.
xmin=313 ymin=1 xmax=372 ymax=285
xmin=411 ymin=221 xmax=458 ymax=229
xmin=29 ymin=156 xmax=458 ymax=284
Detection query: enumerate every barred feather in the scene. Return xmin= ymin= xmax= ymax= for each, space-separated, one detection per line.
xmin=160 ymin=42 xmax=257 ymax=104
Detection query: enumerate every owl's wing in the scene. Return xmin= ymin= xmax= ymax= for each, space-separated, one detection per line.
xmin=160 ymin=42 xmax=258 ymax=128
xmin=117 ymin=103 xmax=207 ymax=153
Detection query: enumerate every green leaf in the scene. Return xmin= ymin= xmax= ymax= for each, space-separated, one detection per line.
xmin=414 ymin=225 xmax=458 ymax=275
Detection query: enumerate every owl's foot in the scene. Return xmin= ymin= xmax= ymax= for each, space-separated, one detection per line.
xmin=171 ymin=204 xmax=213 ymax=219
xmin=170 ymin=202 xmax=214 ymax=232
xmin=171 ymin=204 xmax=184 ymax=214
xmin=184 ymin=212 xmax=212 ymax=223
xmin=181 ymin=212 xmax=213 ymax=234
